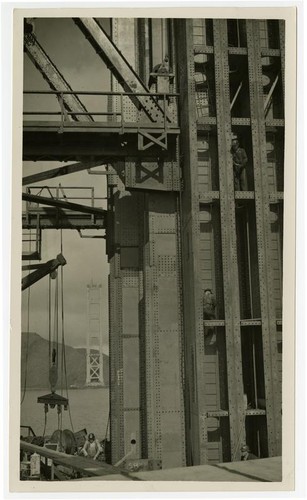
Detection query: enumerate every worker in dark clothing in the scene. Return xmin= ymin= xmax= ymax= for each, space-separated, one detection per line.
xmin=148 ymin=55 xmax=171 ymax=89
xmin=240 ymin=444 xmax=258 ymax=461
xmin=203 ymin=289 xmax=216 ymax=336
xmin=231 ymin=136 xmax=248 ymax=191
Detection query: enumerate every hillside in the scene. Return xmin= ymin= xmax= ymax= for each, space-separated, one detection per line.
xmin=21 ymin=332 xmax=109 ymax=389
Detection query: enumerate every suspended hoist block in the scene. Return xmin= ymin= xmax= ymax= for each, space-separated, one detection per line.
xmin=37 ymin=392 xmax=69 ymax=411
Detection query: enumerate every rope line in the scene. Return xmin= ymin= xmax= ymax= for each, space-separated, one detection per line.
xmin=21 ymin=279 xmax=31 ymax=405
xmin=60 ymin=228 xmax=75 ymax=433
xmin=48 ymin=275 xmax=51 ymax=363
xmin=104 ymin=413 xmax=110 ymax=442
xmin=42 ymin=411 xmax=47 ymax=438
xmin=53 ymin=272 xmax=59 ymax=369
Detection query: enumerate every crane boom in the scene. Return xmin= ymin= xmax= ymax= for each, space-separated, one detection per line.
xmin=22 ymin=253 xmax=66 ymax=291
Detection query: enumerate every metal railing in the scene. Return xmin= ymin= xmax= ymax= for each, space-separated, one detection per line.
xmin=23 ymin=90 xmax=179 ymax=131
xmin=20 ymin=425 xmax=36 ymax=437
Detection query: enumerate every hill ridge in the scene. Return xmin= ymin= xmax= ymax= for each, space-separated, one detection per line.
xmin=21 ymin=332 xmax=109 ymax=389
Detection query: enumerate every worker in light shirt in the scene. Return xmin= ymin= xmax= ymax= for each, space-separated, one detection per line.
xmin=81 ymin=433 xmax=103 ymax=460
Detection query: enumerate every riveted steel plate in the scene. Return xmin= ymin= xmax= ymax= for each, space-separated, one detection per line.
xmin=122 ymin=287 xmax=139 ymax=334
xmin=158 ymin=330 xmax=182 ymax=410
xmin=153 ymin=214 xmax=177 ymax=234
xmin=161 ymin=412 xmax=186 ymax=467
xmin=246 ymin=19 xmax=282 ymax=456
xmin=123 ymin=410 xmax=141 ymax=458
xmin=123 ymin=337 xmax=140 ymax=408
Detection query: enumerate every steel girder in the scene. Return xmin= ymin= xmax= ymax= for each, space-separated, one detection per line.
xmin=213 ymin=19 xmax=245 ymax=461
xmin=24 ymin=30 xmax=93 ymax=122
xmin=246 ymin=20 xmax=282 ymax=456
xmin=176 ymin=19 xmax=208 ymax=465
xmin=74 ymin=18 xmax=169 ymax=124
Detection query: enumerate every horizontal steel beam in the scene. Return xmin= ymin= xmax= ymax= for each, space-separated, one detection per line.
xmin=22 ymin=209 xmax=105 ymax=230
xmin=23 ymin=120 xmax=179 ymax=133
xmin=23 ymin=132 xmax=178 ymax=162
xmin=22 ymin=161 xmax=110 ymax=186
xmin=23 ymin=192 xmax=106 ymax=217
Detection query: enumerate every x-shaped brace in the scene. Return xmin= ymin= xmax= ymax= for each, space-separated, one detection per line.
xmin=136 ymin=160 xmax=163 ymax=183
xmin=138 ymin=131 xmax=167 ymax=151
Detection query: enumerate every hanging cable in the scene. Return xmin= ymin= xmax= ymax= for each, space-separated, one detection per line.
xmin=60 ymin=409 xmax=63 ymax=435
xmin=42 ymin=410 xmax=47 ymax=438
xmin=60 ymin=230 xmax=64 ymax=397
xmin=53 ymin=271 xmax=59 ymax=370
xmin=161 ymin=19 xmax=164 ymax=59
xmin=59 ymin=228 xmax=75 ymax=433
xmin=21 ymin=271 xmax=31 ymax=405
xmin=104 ymin=413 xmax=110 ymax=442
xmin=48 ymin=275 xmax=51 ymax=363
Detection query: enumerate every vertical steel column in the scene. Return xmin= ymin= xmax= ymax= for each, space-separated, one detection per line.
xmin=279 ymin=21 xmax=285 ymax=99
xmin=246 ymin=20 xmax=281 ymax=456
xmin=109 ymin=253 xmax=124 ymax=464
xmin=109 ymin=192 xmax=144 ymax=464
xmin=175 ymin=19 xmax=207 ymax=465
xmin=143 ymin=193 xmax=186 ymax=468
xmin=213 ymin=19 xmax=245 ymax=460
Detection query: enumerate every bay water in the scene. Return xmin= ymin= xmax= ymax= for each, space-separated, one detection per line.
xmin=20 ymin=387 xmax=110 ymax=441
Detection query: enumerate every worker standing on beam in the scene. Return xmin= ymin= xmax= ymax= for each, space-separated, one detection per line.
xmin=148 ymin=55 xmax=171 ymax=87
xmin=231 ymin=135 xmax=248 ymax=191
xmin=203 ymin=288 xmax=216 ymax=336
xmin=148 ymin=55 xmax=173 ymax=104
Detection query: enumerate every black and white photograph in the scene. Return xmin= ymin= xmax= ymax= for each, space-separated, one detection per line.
xmin=6 ymin=6 xmax=297 ymax=492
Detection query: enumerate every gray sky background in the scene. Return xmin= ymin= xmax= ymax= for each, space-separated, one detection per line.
xmin=22 ymin=18 xmax=112 ymax=352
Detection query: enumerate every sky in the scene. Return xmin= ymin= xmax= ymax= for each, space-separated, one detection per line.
xmin=22 ymin=18 xmax=113 ymax=352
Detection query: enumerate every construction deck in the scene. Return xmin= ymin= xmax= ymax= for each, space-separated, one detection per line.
xmin=74 ymin=457 xmax=282 ymax=482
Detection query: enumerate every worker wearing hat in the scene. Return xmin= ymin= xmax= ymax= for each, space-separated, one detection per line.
xmin=240 ymin=444 xmax=258 ymax=461
xmin=231 ymin=134 xmax=248 ymax=191
xmin=81 ymin=432 xmax=103 ymax=460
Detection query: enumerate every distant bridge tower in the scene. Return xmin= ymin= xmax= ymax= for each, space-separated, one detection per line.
xmin=86 ymin=282 xmax=104 ymax=386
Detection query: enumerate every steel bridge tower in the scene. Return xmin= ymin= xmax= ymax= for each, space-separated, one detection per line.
xmin=86 ymin=283 xmax=104 ymax=386
xmin=22 ymin=16 xmax=284 ymax=469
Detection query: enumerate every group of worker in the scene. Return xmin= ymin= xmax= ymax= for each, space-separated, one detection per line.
xmin=80 ymin=433 xmax=257 ymax=462
xmin=152 ymin=57 xmax=249 ymax=191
